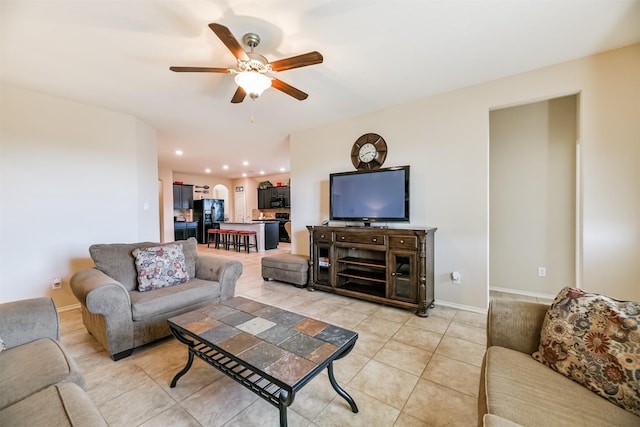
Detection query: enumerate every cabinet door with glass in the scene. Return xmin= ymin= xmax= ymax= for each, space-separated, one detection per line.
xmin=314 ymin=243 xmax=333 ymax=286
xmin=389 ymin=251 xmax=418 ymax=303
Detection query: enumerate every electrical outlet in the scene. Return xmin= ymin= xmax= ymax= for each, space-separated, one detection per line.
xmin=537 ymin=267 xmax=546 ymax=277
xmin=51 ymin=277 xmax=62 ymax=289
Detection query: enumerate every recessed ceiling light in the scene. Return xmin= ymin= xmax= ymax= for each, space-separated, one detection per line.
xmin=260 ymin=171 xmax=265 ymax=175
xmin=205 ymin=168 xmax=211 ymax=173
xmin=222 ymin=165 xmax=229 ymax=170
xmin=175 ymin=150 xmax=183 ymax=156
xmin=242 ymin=173 xmax=247 ymax=177
xmin=242 ymin=161 xmax=249 ymax=166
xmin=279 ymin=167 xmax=285 ymax=172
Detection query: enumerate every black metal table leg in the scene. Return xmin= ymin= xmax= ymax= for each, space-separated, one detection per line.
xmin=327 ymin=362 xmax=358 ymax=413
xmin=279 ymin=403 xmax=287 ymax=427
xmin=278 ymin=390 xmax=295 ymax=427
xmin=170 ymin=349 xmax=195 ymax=387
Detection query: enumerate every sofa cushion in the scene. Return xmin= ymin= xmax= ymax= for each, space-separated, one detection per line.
xmin=484 ymin=346 xmax=640 ymax=426
xmin=0 ymin=338 xmax=85 ymax=410
xmin=90 ymin=238 xmax=198 ymax=291
xmin=129 ymin=278 xmax=221 ymax=321
xmin=0 ymin=383 xmax=107 ymax=426
xmin=532 ymin=287 xmax=640 ymax=416
xmin=133 ymin=243 xmax=190 ymax=292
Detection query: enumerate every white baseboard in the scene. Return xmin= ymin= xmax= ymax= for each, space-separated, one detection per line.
xmin=435 ymin=299 xmax=487 ymax=314
xmin=490 ymin=286 xmax=556 ymax=301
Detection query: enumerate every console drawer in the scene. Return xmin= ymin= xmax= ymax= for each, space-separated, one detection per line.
xmin=314 ymin=230 xmax=333 ymax=242
xmin=336 ymin=233 xmax=385 ymax=245
xmin=389 ymin=236 xmax=417 ymax=250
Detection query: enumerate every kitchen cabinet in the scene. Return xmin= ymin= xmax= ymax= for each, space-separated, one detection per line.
xmin=257 ymin=186 xmax=290 ymax=209
xmin=264 ymin=221 xmax=279 ymax=250
xmin=173 ymin=184 xmax=193 ymax=210
xmin=307 ymin=226 xmax=436 ymax=316
xmin=258 ymin=189 xmax=269 ymax=209
xmin=174 ymin=222 xmax=198 ymax=241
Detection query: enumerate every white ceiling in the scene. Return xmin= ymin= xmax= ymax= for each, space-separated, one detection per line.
xmin=2 ymin=1 xmax=639 ymax=178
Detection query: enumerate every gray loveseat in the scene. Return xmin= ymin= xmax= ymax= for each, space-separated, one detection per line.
xmin=0 ymin=298 xmax=107 ymax=426
xmin=479 ymin=299 xmax=640 ymax=426
xmin=71 ymin=237 xmax=243 ymax=360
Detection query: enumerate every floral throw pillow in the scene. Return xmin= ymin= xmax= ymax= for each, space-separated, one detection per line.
xmin=132 ymin=243 xmax=189 ymax=292
xmin=532 ymin=287 xmax=640 ymax=416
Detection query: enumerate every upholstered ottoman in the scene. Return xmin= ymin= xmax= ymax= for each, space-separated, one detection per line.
xmin=262 ymin=254 xmax=309 ymax=287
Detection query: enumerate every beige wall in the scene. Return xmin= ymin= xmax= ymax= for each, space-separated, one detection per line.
xmin=0 ymin=84 xmax=159 ymax=306
xmin=490 ymin=96 xmax=577 ymax=297
xmin=290 ymin=44 xmax=640 ymax=310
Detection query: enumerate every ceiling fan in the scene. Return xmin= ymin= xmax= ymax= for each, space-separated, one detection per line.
xmin=170 ymin=23 xmax=323 ymax=103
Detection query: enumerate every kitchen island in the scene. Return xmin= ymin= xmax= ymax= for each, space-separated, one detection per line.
xmin=219 ymin=221 xmax=279 ymax=252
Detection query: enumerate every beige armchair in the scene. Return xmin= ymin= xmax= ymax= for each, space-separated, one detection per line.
xmin=71 ymin=238 xmax=243 ymax=360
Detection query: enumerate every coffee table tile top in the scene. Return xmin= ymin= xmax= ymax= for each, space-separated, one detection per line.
xmin=200 ymin=323 xmax=240 ymax=344
xmin=294 ymin=318 xmax=329 ymax=336
xmin=169 ymin=296 xmax=358 ymax=387
xmin=217 ymin=332 xmax=261 ymax=354
xmin=237 ymin=317 xmax=277 ymax=335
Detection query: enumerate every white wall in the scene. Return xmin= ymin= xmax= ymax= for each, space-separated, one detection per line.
xmin=0 ymin=84 xmax=159 ymax=307
xmin=290 ymin=44 xmax=640 ymax=310
xmin=490 ymin=96 xmax=577 ymax=297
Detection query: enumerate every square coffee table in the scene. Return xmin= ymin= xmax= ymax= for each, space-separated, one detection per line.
xmin=168 ymin=296 xmax=359 ymax=426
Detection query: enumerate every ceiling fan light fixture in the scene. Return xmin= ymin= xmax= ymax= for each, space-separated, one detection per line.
xmin=234 ymin=71 xmax=271 ymax=99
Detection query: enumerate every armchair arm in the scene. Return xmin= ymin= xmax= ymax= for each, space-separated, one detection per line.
xmin=196 ymin=256 xmax=243 ymax=301
xmin=70 ymin=268 xmax=131 ymax=313
xmin=0 ymin=297 xmax=59 ymax=349
xmin=70 ymin=268 xmax=134 ymax=357
xmin=486 ymin=299 xmax=548 ymax=354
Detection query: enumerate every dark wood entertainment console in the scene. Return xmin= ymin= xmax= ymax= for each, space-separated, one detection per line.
xmin=306 ymin=226 xmax=436 ymax=316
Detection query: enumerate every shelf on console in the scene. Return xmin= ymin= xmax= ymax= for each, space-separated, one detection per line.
xmin=337 ymin=256 xmax=386 ymax=269
xmin=337 ymin=268 xmax=386 ymax=283
xmin=338 ymin=281 xmax=386 ymax=298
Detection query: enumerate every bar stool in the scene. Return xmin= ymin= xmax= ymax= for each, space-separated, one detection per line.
xmin=224 ymin=230 xmax=239 ymax=251
xmin=207 ymin=229 xmax=220 ymax=248
xmin=237 ymin=230 xmax=258 ymax=253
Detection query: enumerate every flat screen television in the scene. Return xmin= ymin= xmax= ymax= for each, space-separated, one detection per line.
xmin=330 ymin=166 xmax=410 ymax=225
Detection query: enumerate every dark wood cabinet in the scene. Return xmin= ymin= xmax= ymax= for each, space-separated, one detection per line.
xmin=257 ymin=186 xmax=290 ymax=209
xmin=307 ymin=226 xmax=436 ymax=316
xmin=174 ymin=222 xmax=198 ymax=241
xmin=173 ymin=184 xmax=193 ymax=210
xmin=258 ymin=189 xmax=269 ymax=209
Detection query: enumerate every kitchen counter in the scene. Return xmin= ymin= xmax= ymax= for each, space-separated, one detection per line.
xmin=219 ymin=222 xmax=279 ymax=252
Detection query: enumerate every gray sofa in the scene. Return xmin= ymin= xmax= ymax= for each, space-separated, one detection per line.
xmin=0 ymin=298 xmax=107 ymax=426
xmin=71 ymin=237 xmax=243 ymax=360
xmin=479 ymin=299 xmax=640 ymax=426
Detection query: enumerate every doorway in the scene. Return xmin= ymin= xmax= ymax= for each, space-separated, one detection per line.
xmin=489 ymin=94 xmax=579 ymax=298
xmin=235 ymin=190 xmax=246 ymax=223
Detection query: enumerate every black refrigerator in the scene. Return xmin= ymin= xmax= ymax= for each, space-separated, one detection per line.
xmin=193 ymin=199 xmax=224 ymax=244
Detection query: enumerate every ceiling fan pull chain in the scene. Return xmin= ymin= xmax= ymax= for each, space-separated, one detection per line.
xmin=250 ymin=100 xmax=255 ymax=123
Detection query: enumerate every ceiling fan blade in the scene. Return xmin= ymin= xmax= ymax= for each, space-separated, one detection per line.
xmin=231 ymin=87 xmax=246 ymax=104
xmin=208 ymin=23 xmax=249 ymax=62
xmin=270 ymin=51 xmax=323 ymax=72
xmin=170 ymin=66 xmax=231 ymax=73
xmin=271 ymin=79 xmax=308 ymax=100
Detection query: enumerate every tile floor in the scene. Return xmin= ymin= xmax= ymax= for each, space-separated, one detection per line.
xmin=59 ymin=243 xmax=490 ymax=427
